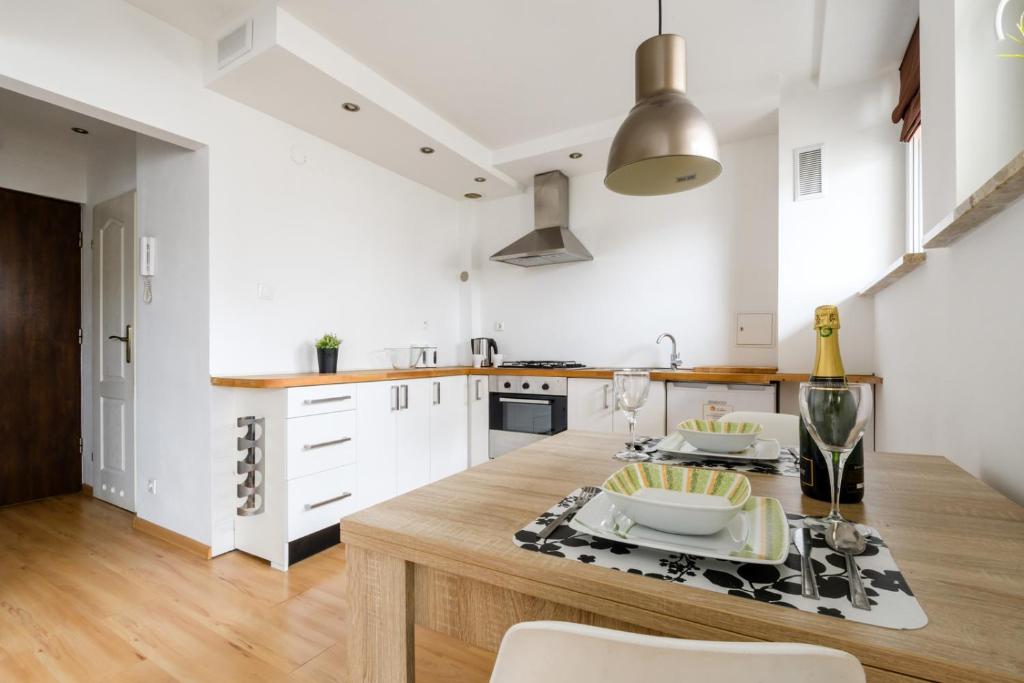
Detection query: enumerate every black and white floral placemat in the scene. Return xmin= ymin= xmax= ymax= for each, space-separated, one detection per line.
xmin=514 ymin=489 xmax=928 ymax=630
xmin=626 ymin=437 xmax=801 ymax=477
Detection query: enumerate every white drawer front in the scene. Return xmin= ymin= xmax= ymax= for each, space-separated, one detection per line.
xmin=286 ymin=384 xmax=358 ymax=417
xmin=287 ymin=465 xmax=358 ymax=541
xmin=286 ymin=411 xmax=357 ymax=480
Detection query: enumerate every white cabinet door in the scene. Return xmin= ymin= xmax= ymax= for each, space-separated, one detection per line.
xmin=429 ymin=375 xmax=469 ymax=481
xmin=396 ymin=379 xmax=431 ymax=495
xmin=613 ymin=381 xmax=667 ymax=437
xmin=567 ymin=378 xmax=614 ymax=432
xmin=468 ymin=376 xmax=489 ymax=465
xmin=666 ymin=382 xmax=777 ymax=428
xmin=356 ymin=380 xmax=399 ymax=509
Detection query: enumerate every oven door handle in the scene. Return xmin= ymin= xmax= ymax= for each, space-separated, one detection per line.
xmin=498 ymin=397 xmax=553 ymax=405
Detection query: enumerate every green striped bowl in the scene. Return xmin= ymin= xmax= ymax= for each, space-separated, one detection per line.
xmin=678 ymin=419 xmax=763 ymax=453
xmin=602 ymin=463 xmax=751 ymax=535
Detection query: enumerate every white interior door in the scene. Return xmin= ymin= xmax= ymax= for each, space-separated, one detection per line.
xmin=92 ymin=191 xmax=136 ymax=511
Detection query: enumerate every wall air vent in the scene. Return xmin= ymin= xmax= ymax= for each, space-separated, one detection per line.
xmin=794 ymin=144 xmax=824 ymax=200
xmin=217 ymin=20 xmax=253 ymax=70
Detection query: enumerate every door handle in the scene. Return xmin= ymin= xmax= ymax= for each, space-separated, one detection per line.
xmin=603 ymin=383 xmax=611 ymax=410
xmin=108 ymin=324 xmax=132 ymax=364
xmin=303 ymin=395 xmax=352 ymax=405
xmin=400 ymin=384 xmax=409 ymax=410
xmin=304 ymin=492 xmax=352 ymax=510
xmin=433 ymin=381 xmax=441 ymax=405
xmin=475 ymin=378 xmax=482 ymax=401
xmin=302 ymin=437 xmax=352 ymax=451
xmin=391 ymin=385 xmax=400 ymax=411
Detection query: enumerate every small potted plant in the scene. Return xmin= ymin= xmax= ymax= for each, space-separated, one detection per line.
xmin=315 ymin=333 xmax=341 ymax=374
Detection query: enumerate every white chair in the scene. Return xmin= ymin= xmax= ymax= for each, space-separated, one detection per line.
xmin=489 ymin=621 xmax=865 ymax=683
xmin=720 ymin=410 xmax=799 ymax=448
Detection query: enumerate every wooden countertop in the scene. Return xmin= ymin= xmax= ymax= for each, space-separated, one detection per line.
xmin=340 ymin=430 xmax=1024 ymax=683
xmin=211 ymin=366 xmax=882 ymax=388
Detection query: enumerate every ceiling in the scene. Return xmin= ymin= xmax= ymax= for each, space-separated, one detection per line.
xmin=0 ymin=87 xmax=135 ymax=147
xmin=125 ymin=0 xmax=918 ymax=196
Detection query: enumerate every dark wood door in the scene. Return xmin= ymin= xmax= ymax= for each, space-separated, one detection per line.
xmin=0 ymin=187 xmax=81 ymax=506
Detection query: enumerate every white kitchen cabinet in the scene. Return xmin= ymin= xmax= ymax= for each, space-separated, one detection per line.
xmin=468 ymin=375 xmax=489 ymax=465
xmin=569 ymin=378 xmax=666 ymax=437
xmin=666 ymin=382 xmax=777 ymax=428
xmin=356 ymin=380 xmax=399 ymax=509
xmin=395 ymin=379 xmax=431 ymax=495
xmin=429 ymin=375 xmax=469 ymax=481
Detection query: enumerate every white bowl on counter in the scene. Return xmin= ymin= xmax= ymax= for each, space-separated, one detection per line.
xmin=387 ymin=347 xmax=424 ymax=369
xmin=602 ymin=463 xmax=751 ymax=536
xmin=677 ymin=419 xmax=763 ymax=454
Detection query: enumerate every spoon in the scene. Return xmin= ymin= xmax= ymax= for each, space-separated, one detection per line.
xmin=825 ymin=521 xmax=871 ymax=611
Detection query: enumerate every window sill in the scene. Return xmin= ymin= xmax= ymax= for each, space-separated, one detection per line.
xmin=924 ymin=151 xmax=1024 ymax=248
xmin=858 ymin=252 xmax=927 ymax=297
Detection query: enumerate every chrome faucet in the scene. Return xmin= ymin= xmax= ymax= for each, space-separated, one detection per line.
xmin=657 ymin=333 xmax=684 ymax=369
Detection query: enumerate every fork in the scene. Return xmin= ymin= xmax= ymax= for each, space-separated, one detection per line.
xmin=537 ymin=486 xmax=602 ymax=541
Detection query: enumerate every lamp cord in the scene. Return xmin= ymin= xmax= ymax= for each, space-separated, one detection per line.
xmin=658 ymin=0 xmax=662 ymax=35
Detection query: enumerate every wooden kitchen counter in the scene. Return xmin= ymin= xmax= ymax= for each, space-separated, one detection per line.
xmin=211 ymin=366 xmax=881 ymax=388
xmin=340 ymin=430 xmax=1023 ymax=683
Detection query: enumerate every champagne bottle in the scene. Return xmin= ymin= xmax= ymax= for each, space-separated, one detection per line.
xmin=798 ymin=305 xmax=865 ymax=503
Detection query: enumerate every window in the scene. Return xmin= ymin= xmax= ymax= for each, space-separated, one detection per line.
xmin=905 ymin=127 xmax=923 ymax=252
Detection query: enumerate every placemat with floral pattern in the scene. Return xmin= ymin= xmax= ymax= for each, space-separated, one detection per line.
xmin=514 ymin=489 xmax=927 ymax=630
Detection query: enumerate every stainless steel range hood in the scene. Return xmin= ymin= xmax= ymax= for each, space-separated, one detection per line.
xmin=490 ymin=170 xmax=593 ymax=267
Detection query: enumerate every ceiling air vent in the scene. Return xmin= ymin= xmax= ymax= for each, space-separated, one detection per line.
xmin=794 ymin=144 xmax=824 ymax=200
xmin=217 ymin=20 xmax=253 ymax=70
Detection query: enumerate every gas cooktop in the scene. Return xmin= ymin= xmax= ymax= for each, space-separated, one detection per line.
xmin=498 ymin=361 xmax=587 ymax=369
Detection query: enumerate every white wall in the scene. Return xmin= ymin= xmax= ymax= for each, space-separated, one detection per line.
xmin=777 ymin=75 xmax=905 ymax=374
xmin=0 ymin=0 xmax=463 ymax=542
xmin=874 ymin=198 xmax=1024 ymax=504
xmin=919 ymin=0 xmax=958 ymax=231
xmin=467 ymin=135 xmax=779 ymax=368
xmin=954 ymin=0 xmax=1024 ymax=203
xmin=0 ymin=117 xmax=85 ymax=201
xmin=135 ymin=137 xmax=212 ymax=541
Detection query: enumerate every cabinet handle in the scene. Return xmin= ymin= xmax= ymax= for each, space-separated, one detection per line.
xmin=400 ymin=384 xmax=409 ymax=410
xmin=303 ymin=436 xmax=352 ymax=451
xmin=499 ymin=397 xmax=552 ymax=405
xmin=603 ymin=384 xmax=611 ymax=410
xmin=304 ymin=492 xmax=352 ymax=510
xmin=391 ymin=385 xmax=400 ymax=411
xmin=433 ymin=381 xmax=441 ymax=405
xmin=474 ymin=378 xmax=482 ymax=401
xmin=303 ymin=395 xmax=352 ymax=405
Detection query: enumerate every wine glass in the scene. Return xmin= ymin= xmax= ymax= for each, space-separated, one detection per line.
xmin=798 ymin=382 xmax=873 ymax=527
xmin=613 ymin=370 xmax=651 ymax=462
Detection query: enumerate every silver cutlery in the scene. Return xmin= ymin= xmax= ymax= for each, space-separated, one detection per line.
xmin=537 ymin=486 xmax=602 ymax=541
xmin=792 ymin=526 xmax=820 ymax=600
xmin=825 ymin=521 xmax=871 ymax=611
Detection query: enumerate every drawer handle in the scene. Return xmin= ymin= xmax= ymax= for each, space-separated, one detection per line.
xmin=303 ymin=395 xmax=352 ymax=405
xmin=304 ymin=492 xmax=352 ymax=510
xmin=302 ymin=436 xmax=352 ymax=451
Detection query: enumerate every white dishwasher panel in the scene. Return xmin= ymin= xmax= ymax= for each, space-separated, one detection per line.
xmin=666 ymin=382 xmax=776 ymax=428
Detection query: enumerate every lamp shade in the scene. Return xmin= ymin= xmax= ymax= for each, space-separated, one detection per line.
xmin=605 ymin=34 xmax=721 ymax=196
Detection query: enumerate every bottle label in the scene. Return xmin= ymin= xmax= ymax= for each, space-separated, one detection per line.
xmin=800 ymin=453 xmax=815 ymax=487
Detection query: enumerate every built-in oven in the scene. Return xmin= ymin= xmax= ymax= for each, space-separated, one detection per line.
xmin=488 ymin=375 xmax=568 ymax=458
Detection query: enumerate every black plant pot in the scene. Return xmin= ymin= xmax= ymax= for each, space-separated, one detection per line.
xmin=316 ymin=347 xmax=338 ymax=374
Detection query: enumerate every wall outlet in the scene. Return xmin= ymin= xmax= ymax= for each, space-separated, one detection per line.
xmin=256 ymin=283 xmax=274 ymax=300
xmin=422 ymin=320 xmax=429 ymax=330
xmin=147 ymin=479 xmax=157 ymax=495
xmin=495 ymin=321 xmax=505 ymax=331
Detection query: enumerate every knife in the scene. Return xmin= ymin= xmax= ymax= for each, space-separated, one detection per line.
xmin=793 ymin=526 xmax=820 ymax=600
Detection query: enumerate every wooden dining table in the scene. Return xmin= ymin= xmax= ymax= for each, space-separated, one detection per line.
xmin=339 ymin=430 xmax=1024 ymax=683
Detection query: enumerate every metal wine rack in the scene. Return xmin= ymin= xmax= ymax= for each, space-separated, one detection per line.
xmin=236 ymin=416 xmax=265 ymax=516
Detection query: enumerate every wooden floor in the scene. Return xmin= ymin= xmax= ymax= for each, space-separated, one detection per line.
xmin=0 ymin=493 xmax=496 ymax=682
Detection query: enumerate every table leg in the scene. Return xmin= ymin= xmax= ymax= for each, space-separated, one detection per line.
xmin=348 ymin=545 xmax=415 ymax=683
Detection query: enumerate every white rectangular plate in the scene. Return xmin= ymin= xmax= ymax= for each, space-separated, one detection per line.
xmin=656 ymin=433 xmax=781 ymax=461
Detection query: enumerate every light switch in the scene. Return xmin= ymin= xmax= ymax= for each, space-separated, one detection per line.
xmin=737 ymin=313 xmax=773 ymax=346
xmin=256 ymin=283 xmax=275 ymax=301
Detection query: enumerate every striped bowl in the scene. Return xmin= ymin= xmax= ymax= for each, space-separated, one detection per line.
xmin=602 ymin=463 xmax=751 ymax=536
xmin=678 ymin=418 xmax=763 ymax=453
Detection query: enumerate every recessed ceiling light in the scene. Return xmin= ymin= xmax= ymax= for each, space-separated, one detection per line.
xmin=464 ymin=192 xmax=482 ymax=199
xmin=342 ymin=102 xmax=360 ymax=112
xmin=474 ymin=177 xmax=486 ymax=183
xmin=71 ymin=127 xmax=90 ymax=135
xmin=569 ymin=152 xmax=582 ymax=159
xmin=420 ymin=146 xmax=435 ymax=154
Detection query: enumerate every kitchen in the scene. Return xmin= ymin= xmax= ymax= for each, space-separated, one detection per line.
xmin=0 ymin=1 xmax=1022 ymax=682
